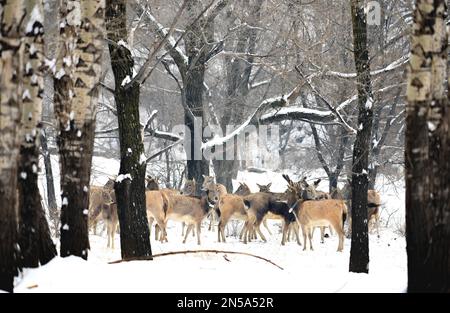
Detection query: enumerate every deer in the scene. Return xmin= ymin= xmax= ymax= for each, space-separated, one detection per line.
xmin=146 ymin=175 xmax=194 ymax=241
xmin=256 ymin=182 xmax=288 ymax=236
xmin=202 ymin=177 xmax=251 ymax=243
xmin=162 ymin=190 xmax=216 ymax=245
xmin=331 ymin=179 xmax=382 ymax=237
xmin=281 ymin=174 xmax=332 ymax=242
xmin=234 ymin=182 xmax=251 ymax=196
xmin=292 ymin=197 xmax=348 ymax=252
xmin=88 ymin=178 xmax=119 ymax=249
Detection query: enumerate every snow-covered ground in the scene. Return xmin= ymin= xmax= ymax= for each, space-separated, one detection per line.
xmin=22 ymin=156 xmax=406 ymax=293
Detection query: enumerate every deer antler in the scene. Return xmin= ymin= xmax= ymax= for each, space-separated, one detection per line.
xmin=282 ymin=174 xmax=294 ymax=186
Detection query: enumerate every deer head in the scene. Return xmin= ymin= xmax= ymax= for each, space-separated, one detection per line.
xmin=146 ymin=175 xmax=159 ymax=190
xmin=235 ymin=182 xmax=251 ymax=196
xmin=257 ymin=183 xmax=272 ymax=192
xmin=201 ymin=175 xmax=216 ymax=191
xmin=181 ymin=178 xmax=196 ymax=196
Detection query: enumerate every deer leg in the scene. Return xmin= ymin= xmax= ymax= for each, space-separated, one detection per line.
xmin=263 ymin=218 xmax=272 ymax=236
xmin=376 ymin=213 xmax=380 ymax=238
xmin=183 ymin=224 xmax=193 ymax=243
xmin=301 ymin=225 xmax=307 ymax=251
xmin=308 ymin=227 xmax=314 ymax=251
xmin=255 ymin=222 xmax=267 ymax=242
xmin=111 ymin=223 xmax=117 ymax=249
xmin=320 ymin=227 xmax=325 ymax=244
xmin=293 ymin=225 xmax=301 ymax=246
xmin=181 ymin=222 xmax=185 ymax=236
xmin=281 ymin=222 xmax=288 ymax=246
xmin=196 ymin=222 xmax=201 ymax=245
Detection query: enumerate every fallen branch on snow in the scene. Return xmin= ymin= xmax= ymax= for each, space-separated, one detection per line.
xmin=108 ymin=249 xmax=284 ymax=270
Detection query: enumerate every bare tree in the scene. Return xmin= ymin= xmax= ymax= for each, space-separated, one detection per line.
xmin=106 ymin=0 xmax=152 ymax=259
xmin=349 ymin=0 xmax=373 ymax=274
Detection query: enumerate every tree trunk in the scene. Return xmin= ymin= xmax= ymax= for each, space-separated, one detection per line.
xmin=17 ymin=0 xmax=56 ymax=268
xmin=40 ymin=129 xmax=59 ymax=237
xmin=212 ymin=1 xmax=262 ymax=190
xmin=106 ymin=0 xmax=152 ymax=259
xmin=54 ymin=0 xmax=104 ymax=259
xmin=349 ymin=0 xmax=373 ymax=274
xmin=406 ymin=0 xmax=450 ymax=292
xmin=184 ymin=67 xmax=209 ymax=195
xmin=0 ymin=0 xmax=24 ymax=293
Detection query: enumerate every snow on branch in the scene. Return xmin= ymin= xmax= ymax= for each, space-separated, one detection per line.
xmin=320 ymin=54 xmax=409 ymax=79
xmin=144 ymin=7 xmax=188 ymax=70
xmin=142 ymin=110 xmax=182 ymax=142
xmin=145 ymin=138 xmax=183 ymax=163
xmin=126 ymin=1 xmax=188 ymax=88
xmin=201 ymin=83 xmax=304 ymax=150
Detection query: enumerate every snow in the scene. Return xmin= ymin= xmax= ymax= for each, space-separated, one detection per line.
xmin=13 ymin=227 xmax=406 ymax=293
xmin=116 ymin=174 xmax=132 ymax=183
xmin=117 ymin=40 xmax=130 ymax=50
xmin=22 ymin=89 xmax=31 ymax=101
xmin=26 ymin=5 xmax=43 ymax=35
xmin=28 ymin=156 xmax=406 ymax=293
xmin=121 ymin=75 xmax=131 ymax=87
xmin=55 ymin=68 xmax=65 ymax=80
xmin=145 ymin=12 xmax=188 ymax=66
xmin=365 ymin=97 xmax=373 ymax=110
xmin=140 ymin=153 xmax=147 ymax=164
xmin=427 ymin=121 xmax=437 ymax=132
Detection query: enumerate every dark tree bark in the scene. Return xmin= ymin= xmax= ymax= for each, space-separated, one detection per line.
xmin=349 ymin=0 xmax=373 ymax=274
xmin=143 ymin=1 xmax=229 ymax=195
xmin=406 ymin=0 xmax=450 ymax=292
xmin=306 ymin=94 xmax=350 ymax=193
xmin=106 ymin=0 xmax=152 ymax=259
xmin=213 ymin=1 xmax=262 ymax=192
xmin=40 ymin=130 xmax=59 ymax=237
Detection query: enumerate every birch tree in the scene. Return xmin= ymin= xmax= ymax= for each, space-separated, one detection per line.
xmin=0 ymin=0 xmax=24 ymax=293
xmin=17 ymin=0 xmax=57 ymax=269
xmin=406 ymin=0 xmax=450 ymax=292
xmin=54 ymin=0 xmax=104 ymax=259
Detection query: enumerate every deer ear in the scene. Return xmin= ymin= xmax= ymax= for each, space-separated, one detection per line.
xmin=193 ymin=178 xmax=196 ymax=183
xmin=267 ymin=183 xmax=272 ymax=188
xmin=314 ymin=179 xmax=321 ymax=187
xmin=202 ymin=174 xmax=206 ymax=178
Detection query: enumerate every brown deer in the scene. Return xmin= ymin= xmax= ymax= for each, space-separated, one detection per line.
xmin=292 ymin=198 xmax=348 ymax=252
xmin=88 ymin=178 xmax=119 ymax=248
xmin=332 ymin=179 xmax=382 ymax=237
xmin=205 ymin=181 xmax=250 ymax=243
xmin=163 ymin=190 xmax=216 ymax=245
xmin=234 ymin=182 xmax=251 ymax=196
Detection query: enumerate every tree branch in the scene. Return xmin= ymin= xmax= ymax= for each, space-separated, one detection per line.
xmin=108 ymin=249 xmax=284 ymax=270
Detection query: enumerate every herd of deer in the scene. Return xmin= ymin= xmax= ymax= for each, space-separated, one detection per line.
xmin=88 ymin=174 xmax=382 ymax=252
